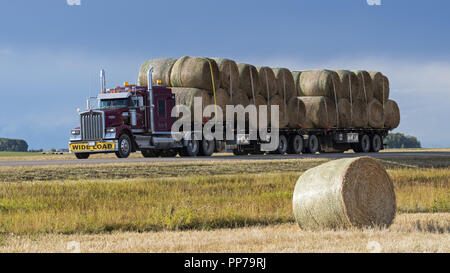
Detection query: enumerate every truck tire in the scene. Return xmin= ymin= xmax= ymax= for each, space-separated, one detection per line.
xmin=180 ymin=139 xmax=199 ymax=157
xmin=287 ymin=135 xmax=303 ymax=154
xmin=371 ymin=134 xmax=382 ymax=153
xmin=274 ymin=135 xmax=288 ymax=155
xmin=141 ymin=149 xmax=159 ymax=158
xmin=75 ymin=153 xmax=90 ymax=159
xmin=115 ymin=134 xmax=132 ymax=158
xmin=358 ymin=134 xmax=371 ymax=153
xmin=304 ymin=135 xmax=320 ymax=154
xmin=199 ymin=139 xmax=215 ymax=156
xmin=232 ymin=146 xmax=247 ymax=156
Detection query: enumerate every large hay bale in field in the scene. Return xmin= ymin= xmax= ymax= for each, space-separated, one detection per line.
xmin=237 ymin=63 xmax=260 ymax=98
xmin=249 ymin=95 xmax=268 ymax=129
xmin=384 ymin=99 xmax=400 ymax=129
xmin=351 ymin=99 xmax=369 ymax=128
xmin=138 ymin=58 xmax=177 ymax=86
xmin=272 ymin=68 xmax=296 ymax=100
xmin=171 ymin=87 xmax=211 ymax=121
xmin=299 ymin=70 xmax=343 ymax=100
xmin=369 ymin=71 xmax=390 ymax=103
xmin=337 ymin=98 xmax=352 ymax=128
xmin=287 ymin=97 xmax=306 ymax=128
xmin=170 ymin=56 xmax=220 ymax=92
xmin=353 ymin=70 xmax=373 ymax=102
xmin=212 ymin=58 xmax=239 ymax=94
xmin=257 ymin=66 xmax=278 ymax=99
xmin=292 ymin=71 xmax=305 ymax=96
xmin=268 ymin=95 xmax=288 ymax=128
xmin=293 ymin=157 xmax=396 ymax=229
xmin=298 ymin=96 xmax=337 ymax=129
xmin=368 ymin=98 xmax=385 ymax=128
xmin=335 ymin=70 xmax=362 ymax=101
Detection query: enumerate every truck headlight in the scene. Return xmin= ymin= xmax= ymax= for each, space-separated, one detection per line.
xmin=71 ymin=129 xmax=80 ymax=135
xmin=106 ymin=128 xmax=116 ymax=134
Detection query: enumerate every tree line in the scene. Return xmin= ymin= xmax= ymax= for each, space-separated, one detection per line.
xmin=0 ymin=138 xmax=29 ymax=152
xmin=384 ymin=133 xmax=421 ymax=149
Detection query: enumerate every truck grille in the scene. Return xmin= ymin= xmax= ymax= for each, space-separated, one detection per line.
xmin=80 ymin=112 xmax=104 ymax=140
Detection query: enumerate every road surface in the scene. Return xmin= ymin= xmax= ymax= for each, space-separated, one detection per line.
xmin=0 ymin=151 xmax=449 ymax=167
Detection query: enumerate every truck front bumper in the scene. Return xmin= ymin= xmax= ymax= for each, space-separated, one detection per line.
xmin=69 ymin=139 xmax=118 ymax=153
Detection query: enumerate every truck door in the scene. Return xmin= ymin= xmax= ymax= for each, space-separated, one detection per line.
xmin=154 ymin=93 xmax=174 ymax=132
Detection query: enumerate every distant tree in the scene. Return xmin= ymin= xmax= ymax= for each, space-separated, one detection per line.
xmin=0 ymin=138 xmax=29 ymax=152
xmin=384 ymin=133 xmax=421 ymax=149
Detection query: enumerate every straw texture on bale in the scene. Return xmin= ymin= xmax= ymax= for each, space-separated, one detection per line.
xmin=298 ymin=96 xmax=337 ymax=129
xmin=335 ymin=70 xmax=362 ymax=101
xmin=384 ymin=99 xmax=400 ymax=129
xmin=249 ymin=95 xmax=268 ymax=129
xmin=292 ymin=71 xmax=305 ymax=96
xmin=268 ymin=95 xmax=288 ymax=128
xmin=138 ymin=58 xmax=176 ymax=86
xmin=272 ymin=68 xmax=296 ymax=100
xmin=237 ymin=63 xmax=260 ymax=98
xmin=368 ymin=98 xmax=385 ymax=128
xmin=170 ymin=88 xmax=211 ymax=121
xmin=353 ymin=70 xmax=373 ymax=102
xmin=214 ymin=88 xmax=231 ymax=119
xmin=337 ymin=98 xmax=352 ymax=128
xmin=351 ymin=99 xmax=369 ymax=128
xmin=257 ymin=66 xmax=278 ymax=99
xmin=170 ymin=56 xmax=220 ymax=92
xmin=299 ymin=70 xmax=343 ymax=100
xmin=287 ymin=97 xmax=306 ymax=128
xmin=369 ymin=71 xmax=390 ymax=103
xmin=212 ymin=58 xmax=239 ymax=95
xmin=293 ymin=157 xmax=396 ymax=230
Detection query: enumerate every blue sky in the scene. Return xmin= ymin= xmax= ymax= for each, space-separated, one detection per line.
xmin=0 ymin=0 xmax=449 ymax=149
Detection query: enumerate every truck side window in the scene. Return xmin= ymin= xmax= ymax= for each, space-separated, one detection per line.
xmin=158 ymin=100 xmax=166 ymax=117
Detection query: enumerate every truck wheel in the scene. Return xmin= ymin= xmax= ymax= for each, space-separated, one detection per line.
xmin=371 ymin=134 xmax=382 ymax=153
xmin=275 ymin=135 xmax=288 ymax=155
xmin=358 ymin=134 xmax=371 ymax=153
xmin=141 ymin=149 xmax=159 ymax=158
xmin=180 ymin=139 xmax=199 ymax=157
xmin=199 ymin=139 xmax=215 ymax=156
xmin=304 ymin=135 xmax=320 ymax=154
xmin=232 ymin=146 xmax=247 ymax=156
xmin=287 ymin=135 xmax=303 ymax=154
xmin=75 ymin=153 xmax=90 ymax=159
xmin=161 ymin=149 xmax=178 ymax=157
xmin=115 ymin=134 xmax=132 ymax=158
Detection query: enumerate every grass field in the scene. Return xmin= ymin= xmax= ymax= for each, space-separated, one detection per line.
xmin=0 ymin=155 xmax=448 ymax=252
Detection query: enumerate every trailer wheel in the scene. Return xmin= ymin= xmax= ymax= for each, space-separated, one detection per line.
xmin=180 ymin=139 xmax=199 ymax=157
xmin=371 ymin=134 xmax=382 ymax=153
xmin=358 ymin=134 xmax=371 ymax=153
xmin=75 ymin=153 xmax=90 ymax=159
xmin=141 ymin=149 xmax=159 ymax=158
xmin=115 ymin=134 xmax=132 ymax=158
xmin=304 ymin=135 xmax=320 ymax=154
xmin=232 ymin=146 xmax=247 ymax=156
xmin=287 ymin=135 xmax=303 ymax=154
xmin=274 ymin=135 xmax=288 ymax=155
xmin=199 ymin=139 xmax=215 ymax=156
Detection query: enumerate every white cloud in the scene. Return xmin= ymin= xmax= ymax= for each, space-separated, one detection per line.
xmin=367 ymin=0 xmax=382 ymax=6
xmin=67 ymin=0 xmax=81 ymax=6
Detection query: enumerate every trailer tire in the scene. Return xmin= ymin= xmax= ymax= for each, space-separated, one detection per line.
xmin=305 ymin=135 xmax=320 ymax=154
xmin=199 ymin=139 xmax=215 ymax=156
xmin=359 ymin=134 xmax=371 ymax=153
xmin=371 ymin=134 xmax=382 ymax=153
xmin=180 ymin=139 xmax=199 ymax=157
xmin=75 ymin=153 xmax=90 ymax=159
xmin=232 ymin=146 xmax=247 ymax=156
xmin=141 ymin=149 xmax=159 ymax=158
xmin=115 ymin=134 xmax=132 ymax=158
xmin=274 ymin=135 xmax=288 ymax=155
xmin=287 ymin=135 xmax=303 ymax=154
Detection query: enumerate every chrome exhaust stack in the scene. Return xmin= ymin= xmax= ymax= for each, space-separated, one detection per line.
xmin=100 ymin=69 xmax=106 ymax=93
xmin=147 ymin=67 xmax=155 ymax=133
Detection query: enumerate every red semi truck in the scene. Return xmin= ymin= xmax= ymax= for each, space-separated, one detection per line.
xmin=69 ymin=69 xmax=388 ymax=159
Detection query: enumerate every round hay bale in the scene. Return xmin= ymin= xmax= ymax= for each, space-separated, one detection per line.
xmin=292 ymin=71 xmax=305 ymax=96
xmin=138 ymin=58 xmax=177 ymax=86
xmin=353 ymin=70 xmax=374 ymax=102
xmin=335 ymin=70 xmax=362 ymax=101
xmin=257 ymin=66 xmax=278 ymax=99
xmin=299 ymin=70 xmax=343 ymax=100
xmin=368 ymin=98 xmax=385 ymax=128
xmin=249 ymin=95 xmax=268 ymax=129
xmin=287 ymin=97 xmax=306 ymax=128
xmin=170 ymin=56 xmax=220 ymax=92
xmin=230 ymin=89 xmax=250 ymax=107
xmin=293 ymin=157 xmax=396 ymax=230
xmin=212 ymin=58 xmax=239 ymax=94
xmin=337 ymin=98 xmax=352 ymax=128
xmin=272 ymin=68 xmax=296 ymax=100
xmin=298 ymin=96 xmax=337 ymax=129
xmin=237 ymin=63 xmax=261 ymax=98
xmin=384 ymin=99 xmax=400 ymax=130
xmin=351 ymin=98 xmax=369 ymax=128
xmin=268 ymin=95 xmax=288 ymax=128
xmin=214 ymin=88 xmax=231 ymax=120
xmin=369 ymin=71 xmax=389 ymax=103
xmin=170 ymin=87 xmax=211 ymax=121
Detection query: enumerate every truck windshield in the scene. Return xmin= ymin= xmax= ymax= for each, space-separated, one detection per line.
xmin=99 ymin=99 xmax=130 ymax=109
